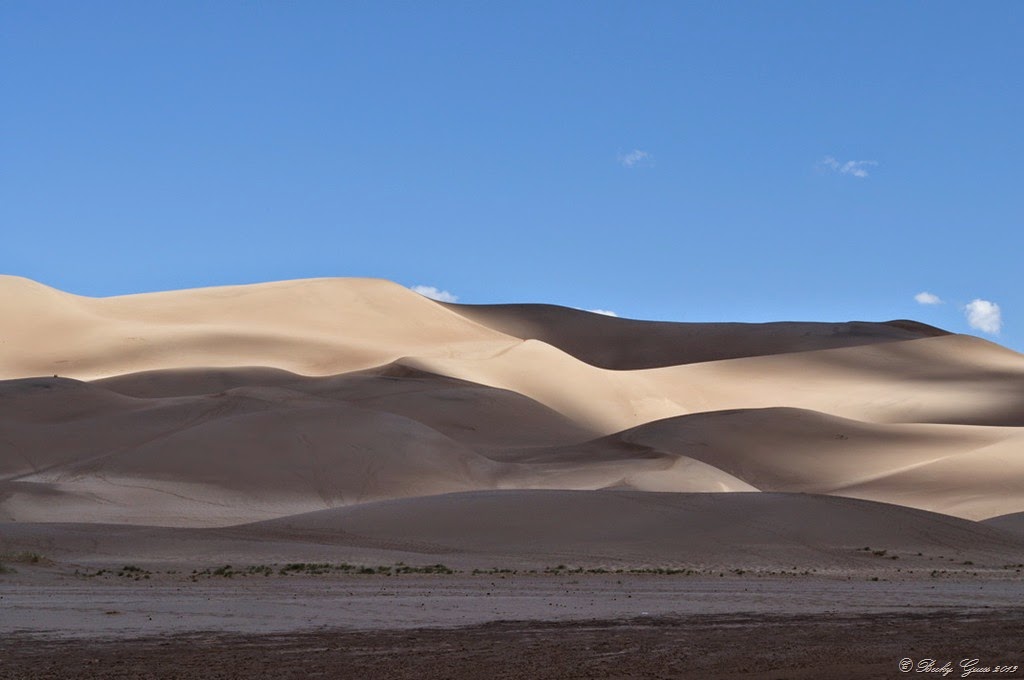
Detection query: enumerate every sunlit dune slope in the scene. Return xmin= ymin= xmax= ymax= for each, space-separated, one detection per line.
xmin=509 ymin=408 xmax=1022 ymax=520
xmin=405 ymin=334 xmax=1024 ymax=432
xmin=0 ymin=276 xmax=517 ymax=381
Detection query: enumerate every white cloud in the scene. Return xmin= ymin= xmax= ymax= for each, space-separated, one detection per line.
xmin=964 ymin=299 xmax=1002 ymax=335
xmin=821 ymin=156 xmax=878 ymax=178
xmin=618 ymin=149 xmax=652 ymax=168
xmin=410 ymin=285 xmax=458 ymax=303
xmin=588 ymin=309 xmax=618 ymax=317
xmin=914 ymin=291 xmax=943 ymax=305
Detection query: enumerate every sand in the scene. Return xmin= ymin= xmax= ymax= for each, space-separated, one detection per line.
xmin=2 ymin=276 xmax=1024 ymax=676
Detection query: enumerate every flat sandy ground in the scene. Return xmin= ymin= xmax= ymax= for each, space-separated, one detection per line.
xmin=3 ymin=571 xmax=1024 ymax=679
xmin=4 ymin=611 xmax=1024 ymax=680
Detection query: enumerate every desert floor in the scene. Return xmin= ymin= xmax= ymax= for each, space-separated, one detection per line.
xmin=3 ymin=566 xmax=1024 ymax=679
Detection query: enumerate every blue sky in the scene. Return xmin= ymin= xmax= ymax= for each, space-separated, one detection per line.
xmin=3 ymin=2 xmax=1021 ymax=348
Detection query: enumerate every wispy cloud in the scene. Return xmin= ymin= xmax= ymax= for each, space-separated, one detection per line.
xmin=618 ymin=149 xmax=652 ymax=168
xmin=914 ymin=291 xmax=943 ymax=305
xmin=410 ymin=285 xmax=458 ymax=303
xmin=964 ymin=299 xmax=1002 ymax=335
xmin=821 ymin=156 xmax=878 ymax=178
xmin=588 ymin=309 xmax=618 ymax=317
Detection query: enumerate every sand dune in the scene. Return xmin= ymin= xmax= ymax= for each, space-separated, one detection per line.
xmin=0 ymin=275 xmax=517 ymax=381
xmin=4 ymin=491 xmax=1022 ymax=571
xmin=983 ymin=511 xmax=1024 ymax=538
xmin=243 ymin=490 xmax=1024 ymax=569
xmin=2 ymin=276 xmax=1023 ymax=559
xmin=446 ymin=301 xmax=949 ymax=369
xmin=675 ymin=333 xmax=1024 ymax=426
xmin=1 ymin=377 xmax=507 ymax=526
xmin=94 ymin=364 xmax=596 ymax=450
xmin=403 ymin=333 xmax=1024 ymax=433
xmin=0 ymin=371 xmax=749 ymax=526
xmin=535 ymin=407 xmax=1021 ymax=519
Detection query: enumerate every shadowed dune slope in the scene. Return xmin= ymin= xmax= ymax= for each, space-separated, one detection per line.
xmin=5 ymin=371 xmax=739 ymax=526
xmin=983 ymin=512 xmax=1024 ymax=538
xmin=94 ymin=366 xmax=305 ymax=398
xmin=4 ymin=491 xmax=1020 ymax=570
xmin=1 ymin=374 xmax=511 ymax=526
xmin=445 ymin=301 xmax=949 ymax=369
xmin=244 ymin=490 xmax=1024 ymax=568
xmin=0 ymin=373 xmax=760 ymax=527
xmin=92 ymin=364 xmax=597 ymax=450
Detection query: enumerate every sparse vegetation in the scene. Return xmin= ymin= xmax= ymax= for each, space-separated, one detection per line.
xmin=0 ymin=551 xmax=49 ymax=573
xmin=117 ymin=565 xmax=152 ymax=580
xmin=542 ymin=564 xmax=705 ymax=576
xmin=0 ymin=551 xmax=45 ymax=565
xmin=63 ymin=558 xmax=989 ymax=583
xmin=394 ymin=563 xmax=455 ymax=575
xmin=180 ymin=562 xmax=462 ymax=579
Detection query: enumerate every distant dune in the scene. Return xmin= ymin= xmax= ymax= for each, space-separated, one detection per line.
xmin=2 ymin=276 xmax=1023 ymax=567
xmin=446 ymin=301 xmax=949 ymax=369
